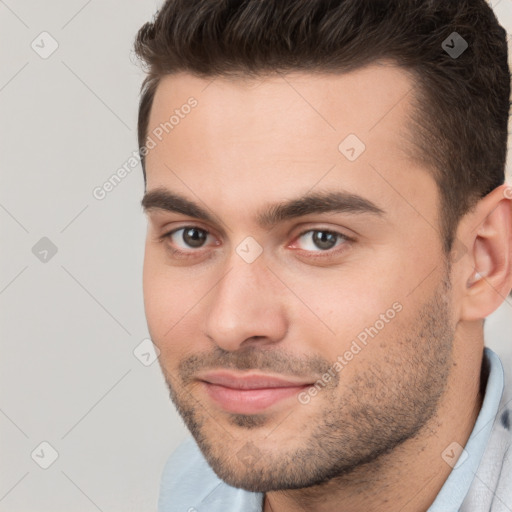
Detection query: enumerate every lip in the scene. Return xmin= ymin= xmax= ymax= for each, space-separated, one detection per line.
xmin=197 ymin=371 xmax=313 ymax=414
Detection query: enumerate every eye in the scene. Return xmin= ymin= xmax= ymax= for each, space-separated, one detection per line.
xmin=293 ymin=229 xmax=349 ymax=252
xmin=159 ymin=225 xmax=351 ymax=262
xmin=165 ymin=226 xmax=213 ymax=250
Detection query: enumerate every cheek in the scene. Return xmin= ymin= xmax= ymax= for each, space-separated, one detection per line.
xmin=285 ymin=262 xmax=416 ymax=364
xmin=142 ymin=251 xmax=205 ymax=357
xmin=287 ymin=263 xmax=399 ymax=331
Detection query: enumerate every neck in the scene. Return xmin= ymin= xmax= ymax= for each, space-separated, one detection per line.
xmin=264 ymin=342 xmax=485 ymax=512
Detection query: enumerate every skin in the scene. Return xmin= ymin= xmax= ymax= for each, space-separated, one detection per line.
xmin=141 ymin=63 xmax=512 ymax=512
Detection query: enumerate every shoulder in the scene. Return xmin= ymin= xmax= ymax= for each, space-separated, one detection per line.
xmin=158 ymin=437 xmax=217 ymax=509
xmin=473 ymin=348 xmax=512 ymax=507
xmin=158 ymin=437 xmax=264 ymax=512
xmin=161 ymin=436 xmax=211 ymax=484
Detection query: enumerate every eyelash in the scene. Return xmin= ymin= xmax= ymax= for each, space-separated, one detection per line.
xmin=159 ymin=225 xmax=354 ymax=261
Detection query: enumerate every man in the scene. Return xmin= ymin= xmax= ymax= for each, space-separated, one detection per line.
xmin=134 ymin=1 xmax=512 ymax=510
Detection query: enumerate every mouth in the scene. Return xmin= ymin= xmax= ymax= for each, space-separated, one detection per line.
xmin=196 ymin=371 xmax=313 ymax=414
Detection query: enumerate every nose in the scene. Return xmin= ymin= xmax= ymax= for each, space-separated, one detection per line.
xmin=203 ymin=255 xmax=289 ymax=352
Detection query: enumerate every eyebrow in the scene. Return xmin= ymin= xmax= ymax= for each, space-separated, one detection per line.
xmin=141 ymin=187 xmax=385 ymax=228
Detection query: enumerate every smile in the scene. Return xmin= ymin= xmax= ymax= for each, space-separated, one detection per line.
xmin=197 ymin=372 xmax=313 ymax=414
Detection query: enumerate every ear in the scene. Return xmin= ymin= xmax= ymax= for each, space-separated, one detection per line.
xmin=456 ymin=184 xmax=512 ymax=321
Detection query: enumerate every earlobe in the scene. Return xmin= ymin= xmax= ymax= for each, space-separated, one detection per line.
xmin=459 ymin=184 xmax=512 ymax=321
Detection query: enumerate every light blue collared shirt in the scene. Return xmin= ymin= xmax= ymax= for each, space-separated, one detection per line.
xmin=158 ymin=347 xmax=505 ymax=512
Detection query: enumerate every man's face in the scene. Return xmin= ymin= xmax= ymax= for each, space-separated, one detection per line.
xmin=142 ymin=64 xmax=456 ymax=491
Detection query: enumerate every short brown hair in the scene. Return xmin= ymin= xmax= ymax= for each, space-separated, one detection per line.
xmin=134 ymin=0 xmax=510 ymax=251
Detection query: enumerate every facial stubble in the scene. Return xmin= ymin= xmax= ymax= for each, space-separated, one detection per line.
xmin=161 ymin=274 xmax=454 ymax=492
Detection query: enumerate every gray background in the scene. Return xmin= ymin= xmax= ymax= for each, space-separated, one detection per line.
xmin=0 ymin=1 xmax=511 ymax=511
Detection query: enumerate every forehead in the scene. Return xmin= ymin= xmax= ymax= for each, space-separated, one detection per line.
xmin=144 ymin=63 xmax=437 ymax=227
xmin=148 ymin=62 xmax=418 ymax=145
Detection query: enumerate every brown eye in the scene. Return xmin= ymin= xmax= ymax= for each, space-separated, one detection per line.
xmin=296 ymin=230 xmax=345 ymax=251
xmin=164 ymin=226 xmax=212 ymax=251
xmin=181 ymin=227 xmax=208 ymax=248
xmin=311 ymin=231 xmax=338 ymax=250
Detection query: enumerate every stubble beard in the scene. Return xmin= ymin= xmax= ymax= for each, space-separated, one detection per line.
xmin=162 ymin=274 xmax=454 ymax=492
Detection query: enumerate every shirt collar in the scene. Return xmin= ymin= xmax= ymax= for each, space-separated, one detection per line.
xmin=427 ymin=347 xmax=505 ymax=511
